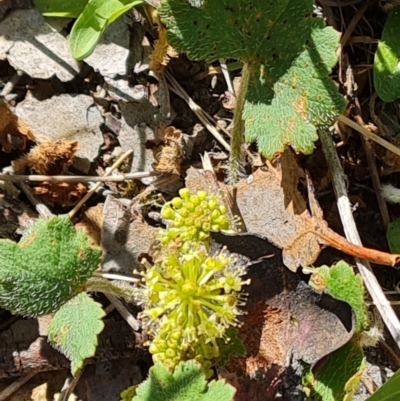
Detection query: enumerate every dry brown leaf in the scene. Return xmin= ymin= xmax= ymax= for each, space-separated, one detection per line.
xmin=75 ymin=203 xmax=103 ymax=246
xmin=185 ymin=160 xmax=242 ymax=231
xmin=236 ymin=151 xmax=321 ymax=271
xmin=33 ymin=182 xmax=86 ymax=207
xmin=222 ymin=77 xmax=242 ymax=110
xmin=0 ymin=99 xmax=35 ymax=152
xmin=12 ymin=139 xmax=78 ymax=174
xmin=12 ymin=139 xmax=84 ymax=207
xmin=235 ymin=150 xmax=400 ymax=269
xmin=150 ymin=20 xmax=178 ymax=72
xmin=152 ymin=126 xmax=183 ymax=175
xmin=214 ymin=233 xmax=355 ymax=400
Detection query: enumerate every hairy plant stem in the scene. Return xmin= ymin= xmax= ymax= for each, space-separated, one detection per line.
xmin=85 ymin=277 xmax=137 ymax=302
xmin=229 ymin=61 xmax=251 ymax=183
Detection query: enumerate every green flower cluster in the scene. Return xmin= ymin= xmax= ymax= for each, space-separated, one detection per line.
xmin=159 ymin=188 xmax=231 ymax=244
xmin=138 ymin=189 xmax=249 ymax=376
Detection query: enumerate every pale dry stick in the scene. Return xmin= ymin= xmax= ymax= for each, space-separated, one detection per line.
xmin=0 ymin=70 xmax=23 ymax=98
xmin=219 ymin=59 xmax=236 ymax=95
xmin=339 ymin=114 xmax=400 ymax=158
xmin=336 ymin=0 xmax=375 ymax=57
xmin=319 ymin=127 xmax=400 ymax=349
xmin=166 ymin=70 xmax=233 ymax=140
xmin=164 ymin=70 xmax=231 ymax=151
xmin=335 ymin=0 xmax=373 ymax=86
xmin=92 ymin=271 xmax=139 ymax=284
xmin=0 ymin=171 xmax=159 ymax=183
xmin=166 ymin=70 xmax=257 ymax=163
xmin=361 ymin=374 xmax=378 ymax=395
xmin=105 ymin=294 xmax=140 ymax=331
xmin=58 ymin=371 xmax=83 ymax=401
xmin=0 ymin=371 xmax=37 ymax=401
xmin=17 ymin=181 xmax=53 ymax=219
xmin=68 ymin=149 xmax=133 ymax=219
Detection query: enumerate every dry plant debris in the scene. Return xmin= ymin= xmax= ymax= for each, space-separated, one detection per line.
xmin=1 ymin=1 xmax=400 ymax=400
xmin=213 ymin=232 xmax=354 ymax=400
xmin=151 ymin=126 xmax=183 ymax=175
xmin=12 ymin=139 xmax=87 ymax=207
xmin=0 ymin=100 xmax=35 ymax=153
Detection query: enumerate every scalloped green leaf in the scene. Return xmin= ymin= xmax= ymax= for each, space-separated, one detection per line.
xmin=159 ymin=0 xmax=314 ymax=66
xmin=133 ymin=360 xmax=235 ymax=401
xmin=309 ymin=261 xmax=368 ymax=333
xmin=159 ymin=0 xmax=345 ymax=159
xmin=0 ymin=215 xmax=101 ymax=317
xmin=245 ymin=20 xmax=345 ymax=158
xmin=303 ymin=338 xmax=366 ymax=401
xmin=35 ymin=0 xmax=88 ymax=17
xmin=69 ymin=0 xmax=143 ymax=60
xmin=374 ymin=8 xmax=400 ymax=102
xmin=48 ymin=292 xmax=105 ymax=376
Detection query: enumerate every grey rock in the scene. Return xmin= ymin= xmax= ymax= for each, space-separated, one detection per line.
xmin=0 ymin=9 xmax=81 ymax=81
xmin=83 ymin=18 xmax=130 ymax=79
xmin=15 ymin=94 xmax=104 ymax=162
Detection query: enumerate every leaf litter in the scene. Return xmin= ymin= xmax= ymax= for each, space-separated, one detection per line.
xmin=0 ymin=1 xmax=399 ymax=400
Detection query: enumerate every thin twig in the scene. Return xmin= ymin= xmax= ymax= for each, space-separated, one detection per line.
xmin=0 ymin=371 xmax=37 ymax=401
xmin=0 ymin=71 xmax=23 ymax=98
xmin=0 ymin=171 xmax=159 ymax=183
xmin=339 ymin=114 xmax=400 ymax=158
xmin=68 ymin=150 xmax=133 ymax=219
xmin=319 ymin=128 xmax=400 ymax=349
xmin=105 ymin=294 xmax=140 ymax=331
xmin=165 ymin=70 xmax=231 ymax=151
xmin=92 ymin=271 xmax=139 ymax=283
xmin=219 ymin=59 xmax=235 ymax=95
xmin=16 ymin=181 xmax=53 ymax=219
xmin=58 ymin=371 xmax=83 ymax=401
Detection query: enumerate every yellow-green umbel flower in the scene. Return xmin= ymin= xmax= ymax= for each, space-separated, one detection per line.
xmin=160 ymin=188 xmax=231 ymax=245
xmin=139 ymin=242 xmax=249 ymax=375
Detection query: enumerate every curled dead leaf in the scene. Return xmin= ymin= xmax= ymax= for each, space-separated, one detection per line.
xmin=151 ymin=126 xmax=183 ymax=175
xmin=33 ymin=182 xmax=86 ymax=207
xmin=150 ymin=19 xmax=178 ymax=72
xmin=13 ymin=139 xmax=78 ymax=175
xmin=74 ymin=204 xmax=104 ymax=246
xmin=0 ymin=100 xmax=35 ymax=152
xmin=235 ymin=151 xmax=321 ymax=271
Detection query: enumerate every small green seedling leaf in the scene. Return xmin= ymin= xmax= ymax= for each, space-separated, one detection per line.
xmin=69 ymin=0 xmax=143 ymax=60
xmin=374 ymin=8 xmax=400 ymax=102
xmin=159 ymin=1 xmax=345 ymax=159
xmin=386 ymin=218 xmax=400 ymax=253
xmin=48 ymin=292 xmax=105 ymax=376
xmin=35 ymin=0 xmax=89 ymax=17
xmin=309 ymin=261 xmax=368 ymax=333
xmin=0 ymin=215 xmax=101 ymax=317
xmin=366 ymin=367 xmax=400 ymax=401
xmin=217 ymin=327 xmax=246 ymax=367
xmin=133 ymin=360 xmax=235 ymax=401
xmin=303 ymin=338 xmax=366 ymax=401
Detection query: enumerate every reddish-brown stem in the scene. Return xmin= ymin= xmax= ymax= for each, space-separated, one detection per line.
xmin=317 ymin=226 xmax=400 ymax=267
